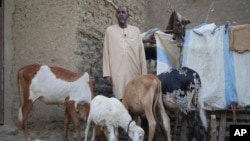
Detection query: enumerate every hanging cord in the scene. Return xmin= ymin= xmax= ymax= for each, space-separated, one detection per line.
xmin=105 ymin=0 xmax=118 ymax=9
xmin=204 ymin=1 xmax=214 ymax=23
xmin=125 ymin=119 xmax=133 ymax=141
xmin=166 ymin=0 xmax=174 ymax=13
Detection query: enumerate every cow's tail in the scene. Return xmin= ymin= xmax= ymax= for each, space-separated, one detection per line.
xmin=194 ymin=74 xmax=208 ymax=131
xmin=152 ymin=80 xmax=159 ymax=120
xmin=17 ymin=69 xmax=23 ymax=128
xmin=199 ymin=105 xmax=208 ymax=131
xmin=198 ymin=89 xmax=208 ymax=131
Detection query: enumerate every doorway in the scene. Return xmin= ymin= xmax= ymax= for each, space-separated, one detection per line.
xmin=0 ymin=0 xmax=4 ymax=125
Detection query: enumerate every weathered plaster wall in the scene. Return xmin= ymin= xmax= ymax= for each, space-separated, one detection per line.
xmin=1 ymin=0 xmax=148 ymax=140
xmin=12 ymin=0 xmax=81 ymax=72
xmin=146 ymin=0 xmax=250 ymax=30
xmin=2 ymin=0 xmax=16 ymax=133
xmin=75 ymin=0 xmax=148 ymax=86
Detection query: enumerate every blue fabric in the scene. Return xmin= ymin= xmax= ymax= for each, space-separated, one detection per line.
xmin=182 ymin=29 xmax=191 ymax=66
xmin=156 ymin=44 xmax=172 ymax=68
xmin=223 ymin=27 xmax=238 ymax=107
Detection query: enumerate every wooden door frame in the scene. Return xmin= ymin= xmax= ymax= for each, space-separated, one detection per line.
xmin=0 ymin=0 xmax=4 ymax=125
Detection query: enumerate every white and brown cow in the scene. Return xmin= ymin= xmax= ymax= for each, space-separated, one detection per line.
xmin=122 ymin=74 xmax=171 ymax=141
xmin=17 ymin=64 xmax=94 ymax=141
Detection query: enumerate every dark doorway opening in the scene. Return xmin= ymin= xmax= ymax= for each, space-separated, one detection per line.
xmin=0 ymin=0 xmax=4 ymax=125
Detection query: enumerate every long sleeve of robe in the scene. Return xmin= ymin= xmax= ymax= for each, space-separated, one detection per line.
xmin=103 ymin=24 xmax=147 ymax=99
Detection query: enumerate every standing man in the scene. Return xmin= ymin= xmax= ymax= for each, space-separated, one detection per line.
xmin=103 ymin=5 xmax=147 ymax=100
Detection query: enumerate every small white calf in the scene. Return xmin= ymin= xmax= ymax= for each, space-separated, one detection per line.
xmin=17 ymin=64 xmax=94 ymax=141
xmin=85 ymin=95 xmax=144 ymax=141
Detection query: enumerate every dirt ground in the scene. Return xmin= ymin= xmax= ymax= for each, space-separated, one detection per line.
xmin=0 ymin=100 xmax=166 ymax=141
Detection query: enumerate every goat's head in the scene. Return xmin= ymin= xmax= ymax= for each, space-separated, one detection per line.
xmin=127 ymin=121 xmax=145 ymax=141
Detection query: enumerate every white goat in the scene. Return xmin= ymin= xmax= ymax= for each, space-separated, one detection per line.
xmin=84 ymin=95 xmax=144 ymax=141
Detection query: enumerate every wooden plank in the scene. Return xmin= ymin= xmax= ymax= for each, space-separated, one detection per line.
xmin=210 ymin=114 xmax=217 ymax=141
xmin=225 ymin=114 xmax=250 ymax=120
xmin=226 ymin=122 xmax=250 ymax=126
xmin=171 ymin=109 xmax=250 ymax=141
xmin=218 ymin=111 xmax=227 ymax=141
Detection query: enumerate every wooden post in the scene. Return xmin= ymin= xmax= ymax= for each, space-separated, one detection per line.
xmin=218 ymin=111 xmax=227 ymax=141
xmin=231 ymin=103 xmax=237 ymax=123
xmin=210 ymin=114 xmax=217 ymax=141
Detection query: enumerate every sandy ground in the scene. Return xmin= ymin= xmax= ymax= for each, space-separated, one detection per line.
xmin=0 ymin=121 xmax=164 ymax=141
xmin=0 ymin=118 xmax=83 ymax=141
xmin=0 ymin=111 xmax=166 ymax=141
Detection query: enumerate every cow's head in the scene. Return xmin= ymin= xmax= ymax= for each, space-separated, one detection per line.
xmin=166 ymin=11 xmax=191 ymax=41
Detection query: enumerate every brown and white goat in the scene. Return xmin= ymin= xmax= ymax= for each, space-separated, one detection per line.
xmin=17 ymin=64 xmax=94 ymax=141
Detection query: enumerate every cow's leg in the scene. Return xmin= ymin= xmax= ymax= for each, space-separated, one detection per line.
xmin=20 ymin=99 xmax=33 ymax=141
xmin=186 ymin=111 xmax=203 ymax=141
xmin=64 ymin=100 xmax=81 ymax=141
xmin=63 ymin=108 xmax=70 ymax=141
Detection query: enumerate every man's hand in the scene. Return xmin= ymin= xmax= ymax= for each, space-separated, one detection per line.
xmin=105 ymin=76 xmax=113 ymax=86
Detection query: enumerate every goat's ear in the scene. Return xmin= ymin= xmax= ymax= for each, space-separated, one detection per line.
xmin=181 ymin=17 xmax=191 ymax=25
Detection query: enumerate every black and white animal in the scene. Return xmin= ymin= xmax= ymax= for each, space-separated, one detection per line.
xmin=157 ymin=66 xmax=206 ymax=141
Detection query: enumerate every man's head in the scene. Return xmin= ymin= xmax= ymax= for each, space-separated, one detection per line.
xmin=116 ymin=6 xmax=129 ymax=28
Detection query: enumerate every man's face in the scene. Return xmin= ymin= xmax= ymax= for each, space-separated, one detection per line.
xmin=116 ymin=7 xmax=129 ymax=25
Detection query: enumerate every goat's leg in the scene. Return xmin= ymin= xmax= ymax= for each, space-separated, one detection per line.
xmin=107 ymin=126 xmax=118 ymax=141
xmin=91 ymin=124 xmax=95 ymax=141
xmin=143 ymin=104 xmax=156 ymax=141
xmin=19 ymin=99 xmax=33 ymax=141
xmin=63 ymin=108 xmax=70 ymax=141
xmin=95 ymin=125 xmax=108 ymax=141
xmin=84 ymin=115 xmax=92 ymax=141
xmin=64 ymin=100 xmax=81 ymax=141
